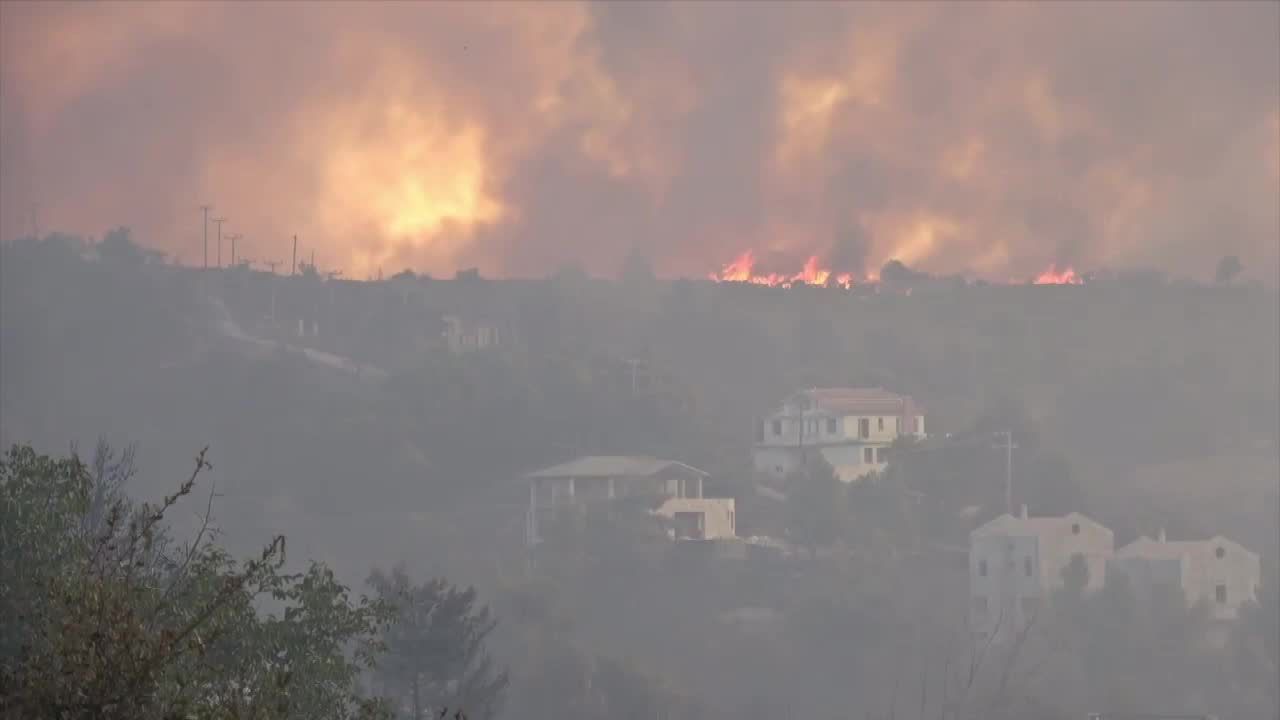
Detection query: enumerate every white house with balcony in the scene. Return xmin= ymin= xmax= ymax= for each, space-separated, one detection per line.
xmin=753 ymin=388 xmax=925 ymax=483
xmin=969 ymin=507 xmax=1114 ymax=641
xmin=524 ymin=456 xmax=735 ymax=546
xmin=1113 ymin=532 xmax=1261 ymax=622
xmin=442 ymin=314 xmax=504 ymax=354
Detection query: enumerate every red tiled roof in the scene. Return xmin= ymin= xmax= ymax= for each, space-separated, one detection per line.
xmin=796 ymin=387 xmax=923 ymax=417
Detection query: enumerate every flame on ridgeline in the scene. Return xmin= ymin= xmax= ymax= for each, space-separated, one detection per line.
xmin=1031 ymin=264 xmax=1084 ymax=285
xmin=709 ymin=252 xmax=1086 ymax=288
xmin=708 ymin=250 xmax=855 ymax=288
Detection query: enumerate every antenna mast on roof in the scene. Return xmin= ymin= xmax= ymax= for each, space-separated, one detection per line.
xmin=994 ymin=431 xmax=1018 ymax=516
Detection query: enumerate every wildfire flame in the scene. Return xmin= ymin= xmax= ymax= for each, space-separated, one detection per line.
xmin=710 ymin=252 xmax=1085 ymax=289
xmin=708 ymin=250 xmax=854 ymax=289
xmin=1031 ymin=264 xmax=1084 ymax=285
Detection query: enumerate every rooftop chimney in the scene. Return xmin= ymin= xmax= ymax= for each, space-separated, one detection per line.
xmin=1020 ymin=504 xmax=1028 ymax=519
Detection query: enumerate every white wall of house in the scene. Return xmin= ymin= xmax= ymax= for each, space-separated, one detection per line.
xmin=820 ymin=445 xmax=886 ymax=481
xmin=752 ymin=446 xmax=801 ymax=478
xmin=969 ymin=510 xmax=1114 ymax=640
xmin=1034 ymin=514 xmax=1112 ymax=593
xmin=524 ymin=460 xmax=716 ymax=547
xmin=1115 ymin=535 xmax=1261 ymax=621
xmin=757 ymin=413 xmax=849 ymax=447
xmin=443 ymin=315 xmax=502 ymax=354
xmin=751 ymin=444 xmax=888 ymax=483
xmin=841 ymin=414 xmax=902 ymax=443
xmin=754 ymin=389 xmax=924 ymax=484
xmin=758 ymin=411 xmax=919 ymax=448
xmin=655 ymin=497 xmax=737 ymax=540
xmin=970 ymin=534 xmax=1044 ymax=637
xmin=747 ymin=443 xmax=890 ymax=481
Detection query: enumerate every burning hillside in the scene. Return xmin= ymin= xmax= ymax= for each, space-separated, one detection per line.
xmin=708 ymin=250 xmax=1090 ymax=289
xmin=707 ymin=251 xmax=856 ymax=289
xmin=1032 ymin=265 xmax=1084 ymax=285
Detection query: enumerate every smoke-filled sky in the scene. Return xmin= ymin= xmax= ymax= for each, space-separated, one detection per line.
xmin=2 ymin=1 xmax=1277 ymax=281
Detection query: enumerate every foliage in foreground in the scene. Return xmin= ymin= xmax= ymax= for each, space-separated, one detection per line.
xmin=367 ymin=566 xmax=509 ymax=720
xmin=0 ymin=443 xmax=393 ymax=720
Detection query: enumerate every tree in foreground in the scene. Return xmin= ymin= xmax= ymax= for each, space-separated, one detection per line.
xmin=783 ymin=453 xmax=846 ymax=557
xmin=367 ymin=566 xmax=508 ymax=720
xmin=0 ymin=443 xmax=393 ymax=720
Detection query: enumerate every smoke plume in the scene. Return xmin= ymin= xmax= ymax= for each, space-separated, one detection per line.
xmin=2 ymin=1 xmax=1277 ymax=281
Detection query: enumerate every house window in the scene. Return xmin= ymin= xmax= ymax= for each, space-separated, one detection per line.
xmin=859 ymin=418 xmax=870 ymax=439
xmin=771 ymin=420 xmax=782 ymax=436
xmin=1216 ymin=584 xmax=1227 ymax=604
xmin=864 ymin=447 xmax=874 ymax=464
xmin=1216 ymin=546 xmax=1225 ymax=559
xmin=827 ymin=418 xmax=838 ymax=434
xmin=978 ymin=559 xmax=988 ymax=577
xmin=1024 ymin=557 xmax=1033 ymax=577
xmin=1071 ymin=523 xmax=1081 ymax=535
xmin=876 ymin=447 xmax=888 ymax=463
xmin=973 ymin=595 xmax=988 ymax=616
xmin=878 ymin=417 xmax=885 ymax=431
xmin=729 ymin=511 xmax=735 ymax=533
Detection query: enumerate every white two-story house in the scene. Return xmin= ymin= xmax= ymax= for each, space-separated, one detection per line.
xmin=524 ymin=456 xmax=736 ymax=547
xmin=753 ymin=388 xmax=925 ymax=483
xmin=1113 ymin=532 xmax=1261 ymax=622
xmin=970 ymin=507 xmax=1114 ymax=641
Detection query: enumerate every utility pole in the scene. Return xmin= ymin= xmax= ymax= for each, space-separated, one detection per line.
xmin=994 ymin=431 xmax=1018 ymax=516
xmin=265 ymin=262 xmax=279 ymax=325
xmin=212 ymin=217 xmax=226 ymax=268
xmin=199 ymin=205 xmax=212 ymax=270
xmin=228 ymin=233 xmax=242 ymax=267
xmin=626 ymin=357 xmax=641 ymax=395
xmin=291 ymin=235 xmax=298 ymax=276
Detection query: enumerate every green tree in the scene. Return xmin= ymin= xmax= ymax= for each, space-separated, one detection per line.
xmin=784 ymin=453 xmax=846 ymax=557
xmin=1231 ymin=564 xmax=1279 ymax=712
xmin=1215 ymin=254 xmax=1243 ymax=285
xmin=99 ymin=226 xmax=144 ymax=266
xmin=1060 ymin=552 xmax=1090 ymax=596
xmin=367 ymin=566 xmax=508 ymax=719
xmin=619 ymin=248 xmax=656 ymax=288
xmin=0 ymin=444 xmax=393 ymax=720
